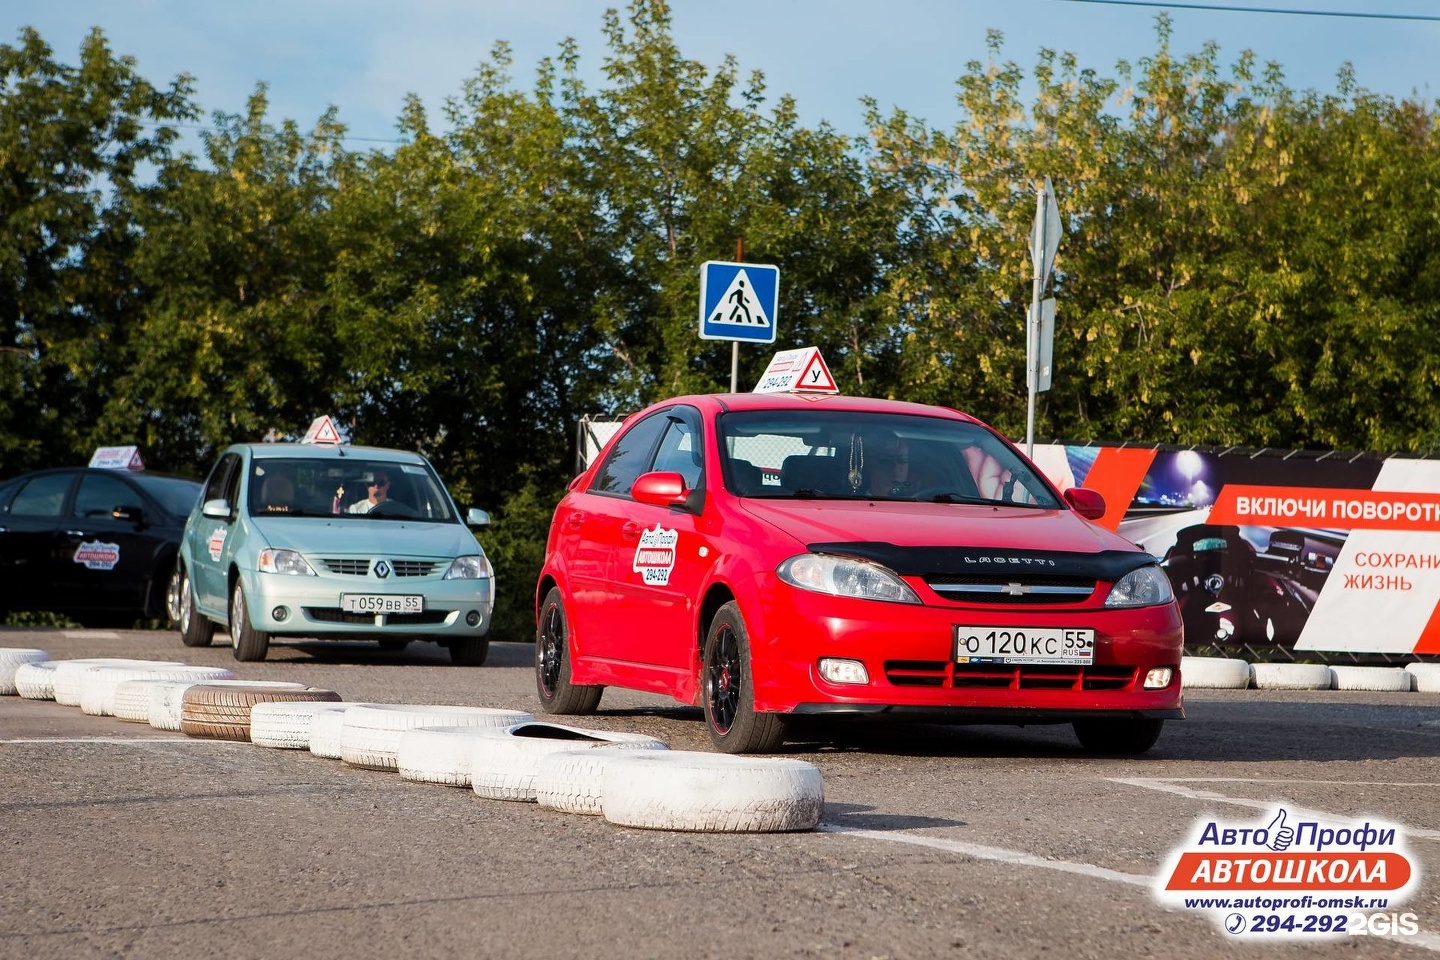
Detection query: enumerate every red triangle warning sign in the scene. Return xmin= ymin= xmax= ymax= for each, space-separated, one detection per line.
xmin=795 ymin=351 xmax=837 ymax=393
xmin=753 ymin=347 xmax=840 ymax=394
xmin=301 ymin=415 xmax=344 ymax=445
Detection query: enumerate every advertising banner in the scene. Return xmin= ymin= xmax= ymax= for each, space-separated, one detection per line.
xmin=1036 ymin=443 xmax=1440 ymax=655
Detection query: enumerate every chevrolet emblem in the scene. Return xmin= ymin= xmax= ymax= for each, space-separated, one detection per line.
xmin=1001 ymin=582 xmax=1028 ymax=596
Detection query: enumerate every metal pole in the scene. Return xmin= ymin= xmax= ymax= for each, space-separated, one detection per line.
xmin=731 ymin=236 xmax=744 ymax=393
xmin=1025 ymin=184 xmax=1046 ymax=459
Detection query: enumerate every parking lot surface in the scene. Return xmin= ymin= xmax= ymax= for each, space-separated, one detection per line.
xmin=3 ymin=628 xmax=1439 ymax=959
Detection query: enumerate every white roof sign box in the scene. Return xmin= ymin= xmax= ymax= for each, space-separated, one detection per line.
xmin=753 ymin=347 xmax=838 ymax=394
xmin=89 ymin=446 xmax=145 ymax=470
xmin=301 ymin=416 xmax=344 ymax=445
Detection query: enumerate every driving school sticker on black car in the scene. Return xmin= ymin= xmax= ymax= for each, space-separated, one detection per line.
xmin=633 ymin=525 xmax=678 ymax=585
xmin=1154 ymin=806 xmax=1420 ymax=940
xmin=72 ymin=540 xmax=120 ymax=570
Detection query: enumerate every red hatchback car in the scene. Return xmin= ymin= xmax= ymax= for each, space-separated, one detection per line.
xmin=535 ymin=392 xmax=1184 ymax=754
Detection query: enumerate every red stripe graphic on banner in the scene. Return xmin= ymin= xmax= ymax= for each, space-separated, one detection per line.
xmin=1414 ymin=602 xmax=1440 ymax=654
xmin=1081 ymin=448 xmax=1157 ymax=531
xmin=1208 ymin=485 xmax=1440 ymax=531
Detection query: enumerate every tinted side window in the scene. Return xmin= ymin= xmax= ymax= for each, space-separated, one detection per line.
xmin=202 ymin=454 xmax=239 ymax=505
xmin=72 ymin=474 xmax=138 ymax=518
xmin=652 ymin=416 xmax=703 ymax=489
xmin=10 ymin=474 xmax=72 ymax=517
xmin=593 ymin=413 xmax=669 ymax=496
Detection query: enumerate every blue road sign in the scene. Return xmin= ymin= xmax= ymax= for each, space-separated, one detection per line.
xmin=699 ymin=260 xmax=779 ymax=343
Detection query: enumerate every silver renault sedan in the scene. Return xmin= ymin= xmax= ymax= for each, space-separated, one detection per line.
xmin=178 ymin=443 xmax=494 ymax=664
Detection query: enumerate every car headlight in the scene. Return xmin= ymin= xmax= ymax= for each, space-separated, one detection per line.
xmin=444 ymin=555 xmax=493 ymax=580
xmin=777 ymin=554 xmax=920 ymax=604
xmin=257 ymin=549 xmax=316 ymax=576
xmin=1104 ymin=564 xmax=1175 ymax=608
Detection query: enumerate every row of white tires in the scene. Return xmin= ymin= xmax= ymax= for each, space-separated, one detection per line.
xmin=1181 ymin=656 xmax=1440 ymax=692
xmin=2 ymin=651 xmax=825 ymax=832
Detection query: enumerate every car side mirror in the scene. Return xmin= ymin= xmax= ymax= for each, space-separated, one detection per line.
xmin=1063 ymin=486 xmax=1107 ymax=521
xmin=466 ymin=507 xmax=491 ymax=529
xmin=631 ymin=471 xmax=689 ymax=508
xmin=111 ymin=504 xmax=145 ymax=525
xmin=201 ymin=498 xmax=231 ymax=519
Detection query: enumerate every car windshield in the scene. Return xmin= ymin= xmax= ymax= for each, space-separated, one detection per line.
xmin=717 ymin=410 xmax=1063 ymax=508
xmin=132 ymin=475 xmax=203 ymax=518
xmin=247 ymin=458 xmax=456 ymax=522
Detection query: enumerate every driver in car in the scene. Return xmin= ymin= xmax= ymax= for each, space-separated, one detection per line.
xmin=347 ymin=470 xmax=391 ymax=514
xmin=860 ymin=431 xmax=912 ymax=497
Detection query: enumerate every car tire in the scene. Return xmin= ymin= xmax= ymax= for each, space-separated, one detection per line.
xmin=535 ymin=587 xmax=603 ymax=715
xmin=600 ymin=751 xmax=825 ymax=833
xmin=447 ymin=637 xmax=490 ymax=666
xmin=1072 ymin=717 xmax=1165 ymax=756
xmin=229 ymin=581 xmax=270 ymax=662
xmin=702 ymin=601 xmax=787 ymax=754
xmin=150 ymin=561 xmax=184 ymax=629
xmin=178 ymin=566 xmax=215 ymax=648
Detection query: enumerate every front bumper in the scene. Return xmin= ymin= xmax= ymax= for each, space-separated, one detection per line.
xmin=242 ymin=570 xmax=493 ymax=638
xmin=747 ymin=584 xmax=1184 ymax=718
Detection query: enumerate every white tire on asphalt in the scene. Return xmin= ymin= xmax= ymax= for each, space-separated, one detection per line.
xmin=536 ymin=748 xmax=674 ymax=816
xmin=14 ymin=661 xmax=58 ymax=700
xmin=250 ymin=701 xmax=352 ymax=749
xmin=149 ymin=679 xmax=309 ymax=731
xmin=79 ymin=664 xmax=236 ymax=716
xmin=1250 ymin=662 xmax=1334 ymax=690
xmin=470 ymin=722 xmax=669 ymax=802
xmin=1405 ymin=663 xmax=1440 ymax=693
xmin=340 ymin=705 xmax=534 ymax=772
xmin=601 ymin=751 xmax=825 ymax=833
xmin=1330 ymin=665 xmax=1411 ymax=692
xmin=114 ymin=679 xmax=172 ymax=722
xmin=310 ymin=705 xmax=371 ymax=759
xmin=53 ymin=658 xmax=183 ymax=706
xmin=1180 ymin=656 xmax=1251 ymax=690
xmin=396 ymin=726 xmax=494 ymax=786
xmin=0 ymin=648 xmax=50 ymax=695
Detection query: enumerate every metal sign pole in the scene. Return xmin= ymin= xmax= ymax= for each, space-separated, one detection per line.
xmin=1026 ymin=185 xmax=1046 ymax=459
xmin=731 ymin=236 xmax=744 ymax=393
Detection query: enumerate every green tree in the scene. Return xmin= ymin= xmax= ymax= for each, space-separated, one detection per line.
xmin=0 ymin=27 xmax=194 ymax=471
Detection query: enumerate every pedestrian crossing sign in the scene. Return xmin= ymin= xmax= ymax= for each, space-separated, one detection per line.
xmin=699 ymin=260 xmax=779 ymax=343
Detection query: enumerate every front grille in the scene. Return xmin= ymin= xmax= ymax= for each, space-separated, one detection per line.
xmin=883 ymin=660 xmax=1135 ymax=690
xmin=320 ymin=559 xmax=370 ymax=576
xmin=306 ymin=607 xmax=451 ymax=626
xmin=923 ymin=575 xmax=1096 ymax=605
xmin=317 ymin=559 xmax=440 ymax=578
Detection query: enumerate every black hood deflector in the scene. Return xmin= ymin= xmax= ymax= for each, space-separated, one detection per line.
xmin=809 ymin=542 xmax=1153 ymax=581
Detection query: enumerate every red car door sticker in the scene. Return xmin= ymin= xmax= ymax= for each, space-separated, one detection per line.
xmin=633 ymin=525 xmax=678 ymax=585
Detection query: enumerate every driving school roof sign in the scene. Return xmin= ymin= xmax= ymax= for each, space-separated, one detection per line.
xmin=699 ymin=260 xmax=779 ymax=343
xmin=89 ymin=446 xmax=145 ymax=470
xmin=753 ymin=346 xmax=838 ymax=394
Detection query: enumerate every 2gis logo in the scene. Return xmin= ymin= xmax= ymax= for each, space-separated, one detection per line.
xmin=1154 ymin=806 xmax=1421 ymax=940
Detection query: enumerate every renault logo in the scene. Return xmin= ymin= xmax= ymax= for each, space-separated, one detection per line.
xmin=374 ymin=560 xmax=391 ymax=579
xmin=1001 ymin=582 xmax=1028 ymax=596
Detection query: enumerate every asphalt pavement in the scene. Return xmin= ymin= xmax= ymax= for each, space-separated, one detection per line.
xmin=3 ymin=628 xmax=1440 ymax=960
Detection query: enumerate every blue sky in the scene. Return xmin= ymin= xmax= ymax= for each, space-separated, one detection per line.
xmin=10 ymin=1 xmax=1440 ymax=151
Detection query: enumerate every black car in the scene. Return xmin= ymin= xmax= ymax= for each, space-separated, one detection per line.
xmin=0 ymin=467 xmax=203 ymax=627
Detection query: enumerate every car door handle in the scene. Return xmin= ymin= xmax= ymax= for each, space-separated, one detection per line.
xmin=566 ymin=512 xmax=584 ymax=528
xmin=65 ymin=530 xmax=86 ymax=537
xmin=621 ymin=522 xmax=641 ymax=541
